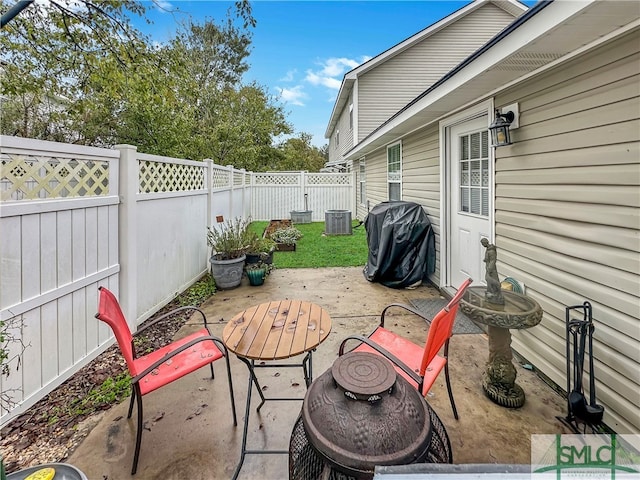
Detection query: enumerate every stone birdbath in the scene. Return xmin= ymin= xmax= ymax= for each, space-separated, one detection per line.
xmin=459 ymin=239 xmax=543 ymax=408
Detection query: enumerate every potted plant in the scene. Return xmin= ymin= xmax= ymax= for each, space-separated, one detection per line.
xmin=270 ymin=226 xmax=303 ymax=251
xmin=245 ymin=262 xmax=268 ymax=286
xmin=246 ymin=235 xmax=276 ymax=265
xmin=207 ymin=217 xmax=252 ymax=289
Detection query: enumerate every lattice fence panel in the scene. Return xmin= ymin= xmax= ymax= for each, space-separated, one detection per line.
xmin=1 ymin=154 xmax=109 ymax=201
xmin=254 ymin=173 xmax=300 ymax=185
xmin=212 ymin=167 xmax=231 ymax=189
xmin=307 ymin=173 xmax=351 ymax=185
xmin=138 ymin=160 xmax=205 ymax=193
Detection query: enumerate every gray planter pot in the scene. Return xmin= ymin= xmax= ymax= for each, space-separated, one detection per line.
xmin=210 ymin=254 xmax=246 ymax=289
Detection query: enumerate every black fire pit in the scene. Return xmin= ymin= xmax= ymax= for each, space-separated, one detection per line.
xmin=289 ymin=352 xmax=452 ymax=480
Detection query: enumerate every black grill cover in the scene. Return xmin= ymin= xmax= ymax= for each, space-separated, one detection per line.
xmin=363 ymin=201 xmax=435 ymax=289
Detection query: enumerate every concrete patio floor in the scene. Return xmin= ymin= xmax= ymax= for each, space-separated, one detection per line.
xmin=67 ymin=267 xmax=570 ymax=479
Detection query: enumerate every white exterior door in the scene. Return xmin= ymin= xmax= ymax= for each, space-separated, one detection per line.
xmin=448 ymin=117 xmax=493 ymax=288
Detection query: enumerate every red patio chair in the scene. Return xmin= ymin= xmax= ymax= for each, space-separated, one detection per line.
xmin=338 ymin=278 xmax=472 ymax=419
xmin=95 ymin=286 xmax=237 ymax=474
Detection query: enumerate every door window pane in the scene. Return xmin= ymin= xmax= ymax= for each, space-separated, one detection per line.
xmin=459 ymin=130 xmax=489 ymax=216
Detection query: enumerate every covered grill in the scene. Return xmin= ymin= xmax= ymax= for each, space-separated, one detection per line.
xmin=289 ymin=352 xmax=452 ymax=480
xmin=363 ymin=201 xmax=436 ymax=289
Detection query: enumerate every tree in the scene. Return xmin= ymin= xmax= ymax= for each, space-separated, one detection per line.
xmin=320 ymin=143 xmax=329 ymax=162
xmin=0 ymin=0 xmax=149 ymax=142
xmin=194 ymin=83 xmax=291 ymax=170
xmin=1 ymin=0 xmax=298 ymax=171
xmin=277 ymin=133 xmax=327 ymax=172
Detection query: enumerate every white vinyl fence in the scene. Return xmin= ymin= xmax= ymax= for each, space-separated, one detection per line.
xmin=252 ymin=171 xmax=354 ymax=222
xmin=0 ymin=136 xmax=353 ymax=425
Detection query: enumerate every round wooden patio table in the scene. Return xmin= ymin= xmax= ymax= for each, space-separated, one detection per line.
xmin=222 ymin=299 xmax=332 ymax=480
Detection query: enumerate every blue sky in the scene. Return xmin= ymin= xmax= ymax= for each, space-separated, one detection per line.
xmin=132 ymin=1 xmax=529 ymax=147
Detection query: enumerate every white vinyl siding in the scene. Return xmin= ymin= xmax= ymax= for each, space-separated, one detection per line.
xmin=401 ymin=125 xmax=442 ymax=285
xmin=354 ymin=158 xmax=369 ymax=220
xmin=359 ymin=160 xmax=366 ymax=206
xmin=493 ymin=31 xmax=640 ymax=434
xmin=358 ymin=3 xmax=515 ymax=141
xmin=349 ymin=104 xmax=354 ymax=131
xmin=387 ymin=143 xmax=402 ymax=201
xmin=365 ymin=149 xmax=389 ymax=208
xmin=327 ymin=95 xmax=355 ymax=165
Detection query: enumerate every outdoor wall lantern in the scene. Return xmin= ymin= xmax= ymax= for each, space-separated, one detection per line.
xmin=489 ymin=108 xmax=515 ymax=147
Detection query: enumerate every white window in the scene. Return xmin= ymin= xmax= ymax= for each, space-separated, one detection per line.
xmin=459 ymin=130 xmax=489 ymax=216
xmin=387 ymin=142 xmax=401 ymax=201
xmin=359 ymin=159 xmax=366 ymax=205
xmin=336 ymin=129 xmax=340 ymax=146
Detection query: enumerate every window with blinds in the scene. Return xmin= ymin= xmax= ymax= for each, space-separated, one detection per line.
xmin=459 ymin=131 xmax=489 ymax=216
xmin=387 ymin=143 xmax=401 ymax=201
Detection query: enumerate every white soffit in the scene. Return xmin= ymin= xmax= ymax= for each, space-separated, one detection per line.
xmin=345 ymin=0 xmax=640 ymax=160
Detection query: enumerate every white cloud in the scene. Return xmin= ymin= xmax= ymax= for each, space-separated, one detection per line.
xmin=154 ymin=1 xmax=174 ymax=11
xmin=276 ymin=85 xmax=307 ymax=106
xmin=305 ymin=56 xmax=370 ymax=91
xmin=321 ymin=57 xmax=360 ymax=77
xmin=280 ymin=69 xmax=297 ymax=82
xmin=305 ymin=71 xmax=341 ymax=90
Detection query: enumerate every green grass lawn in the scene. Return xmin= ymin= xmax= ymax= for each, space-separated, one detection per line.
xmin=249 ymin=221 xmax=368 ymax=268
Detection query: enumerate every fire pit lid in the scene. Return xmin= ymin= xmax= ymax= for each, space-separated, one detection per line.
xmin=331 ymin=350 xmax=397 ymax=401
xmin=302 ymin=352 xmax=432 ymax=476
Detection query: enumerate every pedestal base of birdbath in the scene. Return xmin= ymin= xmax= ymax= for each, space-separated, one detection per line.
xmin=482 ymin=325 xmax=526 ymax=408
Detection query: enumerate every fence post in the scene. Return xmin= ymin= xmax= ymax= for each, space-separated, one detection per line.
xmin=226 ymin=165 xmax=234 ymax=218
xmin=204 ymin=159 xmax=213 ymax=228
xmin=250 ymin=171 xmax=257 ymax=220
xmin=300 ymin=171 xmax=306 ymax=213
xmin=239 ymin=168 xmax=246 ymax=218
xmin=114 ymin=144 xmax=138 ymax=330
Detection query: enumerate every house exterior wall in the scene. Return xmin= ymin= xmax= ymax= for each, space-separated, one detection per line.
xmin=493 ymin=30 xmax=640 ymax=434
xmin=355 ymin=158 xmax=367 ymax=220
xmin=357 ymin=3 xmax=515 ymax=142
xmin=358 ymin=125 xmax=443 ymax=283
xmin=328 ymin=92 xmax=355 ymax=164
xmin=364 ymin=147 xmax=389 ymax=209
xmin=353 ymin=27 xmax=639 ymax=433
xmin=401 ymin=125 xmax=442 ymax=285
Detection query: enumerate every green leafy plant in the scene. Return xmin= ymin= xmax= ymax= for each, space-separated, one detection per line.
xmin=270 ymin=226 xmax=303 ymax=245
xmin=207 ymin=217 xmax=252 ymax=260
xmin=247 ymin=234 xmax=276 ymax=255
xmin=47 ymin=372 xmax=132 ymax=424
xmin=245 ymin=260 xmax=274 ymax=275
xmin=177 ymin=274 xmax=216 ymax=307
xmin=80 ymin=372 xmax=132 ymax=409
